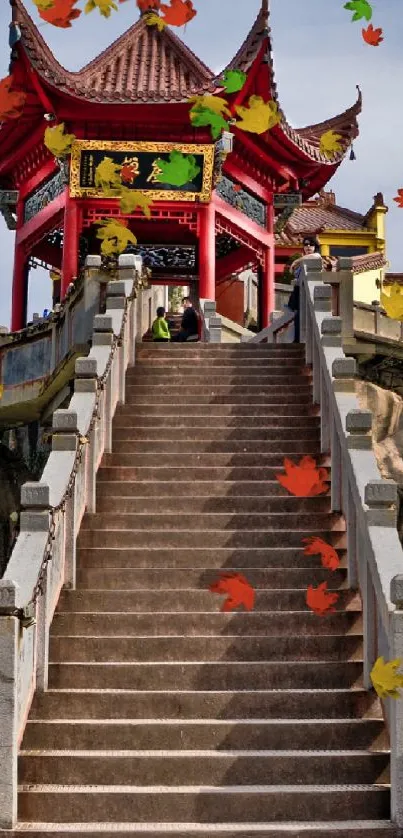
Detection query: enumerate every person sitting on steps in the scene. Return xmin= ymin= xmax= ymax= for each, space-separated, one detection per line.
xmin=172 ymin=297 xmax=200 ymax=342
xmin=152 ymin=306 xmax=171 ymax=342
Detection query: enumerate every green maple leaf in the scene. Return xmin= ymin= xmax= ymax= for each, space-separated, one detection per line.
xmin=154 ymin=150 xmax=200 ymax=187
xmin=344 ymin=0 xmax=373 ymax=22
xmin=190 ymin=105 xmax=230 ymax=140
xmin=221 ymin=69 xmax=247 ymax=94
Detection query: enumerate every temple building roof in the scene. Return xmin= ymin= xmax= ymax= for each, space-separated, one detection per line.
xmin=8 ymin=0 xmax=361 ymax=165
xmin=275 ymin=190 xmax=384 ymax=247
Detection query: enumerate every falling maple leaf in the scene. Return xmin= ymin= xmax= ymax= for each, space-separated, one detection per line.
xmin=235 ymin=96 xmax=281 ymax=135
xmin=221 ymin=69 xmax=247 ymax=94
xmin=160 ymin=0 xmax=197 ymax=26
xmin=38 ymin=0 xmax=81 ymax=27
xmin=276 ymin=456 xmax=329 ymax=498
xmin=95 ymin=218 xmax=137 ymax=256
xmin=233 ymin=184 xmax=242 ymax=193
xmin=344 ymin=0 xmax=373 ymax=22
xmin=302 ymin=537 xmax=341 ymax=572
xmin=44 ymin=123 xmax=76 ymax=158
xmin=189 ymin=105 xmax=230 ymax=140
xmin=370 ymin=657 xmax=403 ymax=700
xmin=120 ymin=188 xmax=153 ymax=218
xmin=393 ymin=189 xmax=403 ymax=208
xmin=209 ymin=572 xmax=255 ymax=612
xmin=319 ymin=130 xmax=344 ymax=158
xmin=153 ymin=149 xmax=200 ymax=187
xmin=362 ymin=24 xmax=383 ymax=45
xmin=189 ymin=94 xmax=231 ymax=118
xmin=120 ymin=163 xmax=139 ymax=185
xmin=32 ymin=0 xmax=56 ymax=9
xmin=137 ymin=0 xmax=161 ymax=9
xmin=0 ymin=75 xmax=26 ymax=121
xmin=306 ymin=582 xmax=339 ymax=616
xmin=95 ymin=157 xmax=122 ymax=193
xmin=84 ymin=0 xmax=118 ymax=17
xmin=380 ymin=284 xmax=403 ymax=321
xmin=145 ymin=11 xmax=167 ymax=29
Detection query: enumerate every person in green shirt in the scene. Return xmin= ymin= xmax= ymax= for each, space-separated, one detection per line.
xmin=152 ymin=307 xmax=171 ymax=342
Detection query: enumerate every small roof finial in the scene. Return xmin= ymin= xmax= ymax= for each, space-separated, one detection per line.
xmin=261 ymin=0 xmax=269 ymax=21
xmin=137 ymin=0 xmax=160 ymax=15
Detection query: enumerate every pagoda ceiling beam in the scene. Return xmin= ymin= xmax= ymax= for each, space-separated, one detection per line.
xmin=19 ymin=160 xmax=59 ymax=201
xmin=16 ymin=192 xmax=66 ymax=248
xmin=233 ymin=130 xmax=297 ymax=187
xmin=224 ymin=158 xmax=272 ymax=202
xmin=0 ymin=124 xmax=47 ymax=178
xmin=216 ymin=245 xmax=255 ymax=282
xmin=213 ymin=194 xmax=272 ymax=246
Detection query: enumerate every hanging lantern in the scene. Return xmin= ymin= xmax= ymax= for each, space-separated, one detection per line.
xmin=349 ymin=145 xmax=356 ymax=161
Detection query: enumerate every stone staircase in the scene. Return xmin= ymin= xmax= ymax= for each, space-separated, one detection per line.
xmin=15 ymin=343 xmax=396 ymax=837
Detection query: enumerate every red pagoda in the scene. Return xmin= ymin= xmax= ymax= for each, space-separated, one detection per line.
xmin=0 ymin=0 xmax=361 ymax=332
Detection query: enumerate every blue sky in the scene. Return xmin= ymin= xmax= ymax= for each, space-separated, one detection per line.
xmin=0 ymin=0 xmax=401 ymax=327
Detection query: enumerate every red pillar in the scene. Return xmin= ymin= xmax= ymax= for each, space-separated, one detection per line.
xmin=61 ymin=191 xmax=79 ymax=299
xmin=198 ymin=202 xmax=216 ymax=300
xmin=261 ymin=199 xmax=275 ymax=329
xmin=11 ymin=198 xmax=28 ymax=332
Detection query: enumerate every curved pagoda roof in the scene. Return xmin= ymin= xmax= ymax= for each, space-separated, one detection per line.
xmin=4 ymin=0 xmax=361 ymax=178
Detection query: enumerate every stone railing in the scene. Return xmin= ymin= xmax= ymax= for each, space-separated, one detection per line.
xmin=199 ymin=299 xmax=222 ymax=343
xmin=297 ymin=257 xmax=403 ymax=830
xmin=0 ymin=254 xmax=144 ymax=829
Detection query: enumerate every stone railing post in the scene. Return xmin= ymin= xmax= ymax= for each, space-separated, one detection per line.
xmin=0 ymin=582 xmax=19 ymax=827
xmin=365 ymin=479 xmax=398 ymax=528
xmin=107 ymin=280 xmax=127 ymax=404
xmin=332 ymin=358 xmax=356 ymax=394
xmin=75 ymin=357 xmax=98 ymax=512
xmin=20 ymin=482 xmax=51 ymax=692
xmin=93 ymin=313 xmax=115 ymax=415
xmin=389 ymin=575 xmax=403 ymax=829
xmin=337 ymin=256 xmax=355 ymax=342
xmin=345 ymin=408 xmax=372 ymax=449
xmin=321 ymin=317 xmax=343 ymax=348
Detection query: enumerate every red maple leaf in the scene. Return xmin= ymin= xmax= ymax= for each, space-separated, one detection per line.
xmin=275 ymin=456 xmax=329 ymax=497
xmin=120 ymin=164 xmax=138 ymax=184
xmin=362 ymin=24 xmax=384 ymax=46
xmin=233 ymin=184 xmax=242 ymax=193
xmin=302 ymin=537 xmax=341 ymax=571
xmin=136 ymin=0 xmax=161 ymax=8
xmin=38 ymin=0 xmax=81 ymax=28
xmin=0 ymin=75 xmax=26 ymax=121
xmin=160 ymin=0 xmax=197 ymax=26
xmin=306 ymin=582 xmax=339 ymax=616
xmin=393 ymin=189 xmax=403 ymax=208
xmin=209 ymin=572 xmax=255 ymax=612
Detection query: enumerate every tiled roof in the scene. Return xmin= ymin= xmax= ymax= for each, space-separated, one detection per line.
xmin=351 ymin=252 xmax=387 ymax=274
xmin=384 ymin=273 xmax=403 ymax=285
xmin=274 ymin=194 xmax=379 ymax=249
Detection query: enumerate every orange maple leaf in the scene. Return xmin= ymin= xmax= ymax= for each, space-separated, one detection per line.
xmin=0 ymin=75 xmax=26 ymax=121
xmin=302 ymin=537 xmax=341 ymax=571
xmin=38 ymin=0 xmax=81 ymax=27
xmin=120 ymin=163 xmax=138 ymax=184
xmin=136 ymin=0 xmax=161 ymax=6
xmin=306 ymin=582 xmax=339 ymax=616
xmin=393 ymin=189 xmax=403 ymax=208
xmin=160 ymin=0 xmax=197 ymax=26
xmin=276 ymin=456 xmax=329 ymax=497
xmin=362 ymin=24 xmax=383 ymax=46
xmin=209 ymin=572 xmax=255 ymax=612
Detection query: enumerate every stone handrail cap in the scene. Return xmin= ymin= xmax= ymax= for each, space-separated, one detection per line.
xmin=346 ymin=409 xmax=372 ymax=433
xmin=390 ymin=575 xmax=403 ymax=608
xmin=53 ymin=409 xmax=78 ymax=432
xmin=107 ymin=281 xmax=127 ymax=297
xmin=75 ymin=357 xmax=98 ymax=378
xmin=365 ymin=479 xmax=398 ymax=506
xmin=321 ymin=317 xmax=342 ymax=335
xmin=85 ymin=255 xmax=102 ymax=268
xmin=338 ymin=256 xmax=354 ymax=271
xmin=94 ymin=314 xmax=114 ymax=333
xmin=314 ymin=286 xmax=332 ymax=300
xmin=303 ymin=256 xmax=323 ymax=272
xmin=21 ymin=481 xmax=50 ymax=508
xmin=118 ymin=254 xmax=142 ymax=269
xmin=333 ymin=358 xmax=357 ymax=378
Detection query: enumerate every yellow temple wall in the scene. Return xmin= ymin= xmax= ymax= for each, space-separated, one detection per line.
xmin=353 ymin=269 xmax=382 ymax=305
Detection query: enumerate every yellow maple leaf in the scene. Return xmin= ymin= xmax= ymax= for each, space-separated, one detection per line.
xmin=44 ymin=123 xmax=76 ymax=158
xmin=145 ymin=11 xmax=167 ymax=30
xmin=120 ymin=188 xmax=153 ymax=218
xmin=319 ymin=130 xmax=344 ymax=158
xmin=381 ymin=283 xmax=403 ymax=321
xmin=188 ymin=94 xmax=231 ymax=118
xmin=95 ymin=157 xmax=122 ymax=193
xmin=235 ymin=96 xmax=281 ymax=135
xmin=84 ymin=0 xmax=118 ymax=16
xmin=32 ymin=0 xmax=55 ymax=8
xmin=370 ymin=656 xmax=403 ymax=700
xmin=95 ymin=218 xmax=137 ymax=256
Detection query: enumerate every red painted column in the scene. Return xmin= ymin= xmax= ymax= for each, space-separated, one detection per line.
xmin=61 ymin=191 xmax=79 ymax=299
xmin=198 ymin=202 xmax=216 ymax=301
xmin=261 ymin=198 xmax=275 ymax=329
xmin=11 ymin=199 xmax=28 ymax=332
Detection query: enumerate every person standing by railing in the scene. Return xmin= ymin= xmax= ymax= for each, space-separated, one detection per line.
xmin=288 ymin=237 xmax=322 ymax=342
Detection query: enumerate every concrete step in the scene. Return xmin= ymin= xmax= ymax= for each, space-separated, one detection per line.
xmin=110 ymin=441 xmax=322 ymax=455
xmin=129 ymin=365 xmax=309 ymax=377
xmin=95 ymin=466 xmax=329 ymax=482
xmin=112 ymin=416 xmax=321 ymax=429
xmin=50 ymin=610 xmax=361 ymax=637
xmin=76 ymin=545 xmax=347 ymax=569
xmin=48 ymin=634 xmax=361 ymax=663
xmin=19 ymin=751 xmax=389 ymax=787
xmin=126 ymin=376 xmax=312 ymax=387
xmin=80 ymin=512 xmax=342 ymax=532
xmin=55 ymin=588 xmax=358 ymax=613
xmin=73 ymin=566 xmax=347 ymax=590
xmin=93 ymin=496 xmax=331 ymax=515
xmin=125 ymin=393 xmax=313 ymax=405
xmin=77 ymin=528 xmax=344 ymax=550
xmin=100 ymin=452 xmax=326 ymax=467
xmin=136 ymin=345 xmax=305 ymax=354
xmin=47 ymin=661 xmax=364 ymax=691
xmin=111 ymin=428 xmax=321 ymax=442
xmin=95 ymin=482 xmax=322 ymax=499
xmin=28 ymin=687 xmax=382 ymax=721
xmin=22 ymin=717 xmax=387 ymax=752
xmin=116 ymin=405 xmax=318 ymax=417
xmin=0 ymin=821 xmax=397 ymax=838
xmin=16 ymin=784 xmax=390 ymax=823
